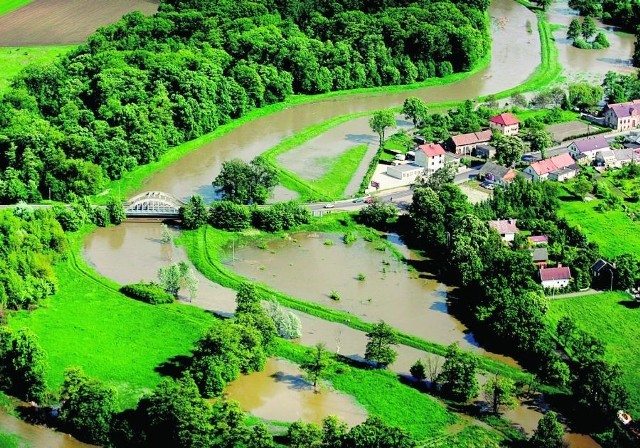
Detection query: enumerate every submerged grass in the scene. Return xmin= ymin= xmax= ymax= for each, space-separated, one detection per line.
xmin=0 ymin=46 xmax=77 ymax=93
xmin=7 ymin=226 xmax=213 ymax=409
xmin=547 ymin=291 xmax=640 ymax=415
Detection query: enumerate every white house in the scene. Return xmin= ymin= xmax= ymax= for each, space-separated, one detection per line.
xmin=489 ymin=113 xmax=520 ymax=136
xmin=523 ymin=153 xmax=578 ymax=182
xmin=540 ymin=266 xmax=572 ymax=289
xmin=603 ymin=100 xmax=640 ymax=131
xmin=567 ymin=135 xmax=609 ymax=162
xmin=415 ymin=143 xmax=446 ymax=176
xmin=595 ymin=149 xmax=616 ymax=168
xmin=489 ymin=219 xmax=520 ymax=242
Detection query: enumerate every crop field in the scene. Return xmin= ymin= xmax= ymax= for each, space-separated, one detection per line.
xmin=547 ymin=291 xmax=640 ymax=415
xmin=0 ymin=46 xmax=76 ymax=93
xmin=8 ymin=240 xmax=213 ymax=409
xmin=0 ymin=0 xmax=159 ymax=46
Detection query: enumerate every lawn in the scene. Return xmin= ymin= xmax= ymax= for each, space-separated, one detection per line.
xmin=307 ymin=144 xmax=368 ymax=198
xmin=547 ymin=291 xmax=640 ymax=415
xmin=0 ymin=46 xmax=77 ymax=93
xmin=8 ymin=232 xmax=213 ymax=409
xmin=0 ymin=0 xmax=31 ymax=16
xmin=558 ymin=197 xmax=640 ymax=258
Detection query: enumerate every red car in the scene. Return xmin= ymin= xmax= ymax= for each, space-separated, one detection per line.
xmin=364 ymin=197 xmax=374 ymax=203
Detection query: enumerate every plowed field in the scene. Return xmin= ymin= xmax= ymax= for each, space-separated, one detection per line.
xmin=0 ymin=0 xmax=159 ymax=46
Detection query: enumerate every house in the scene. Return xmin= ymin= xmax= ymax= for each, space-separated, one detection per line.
xmin=567 ymin=135 xmax=610 ymax=162
xmin=415 ymin=143 xmax=446 ymax=176
xmin=478 ymin=161 xmax=518 ymax=186
xmin=602 ymin=100 xmax=640 ymax=131
xmin=540 ymin=266 xmax=572 ymax=289
xmin=531 ymin=247 xmax=549 ymax=268
xmin=528 ymin=235 xmax=549 ymax=246
xmin=613 ymin=148 xmax=640 ymax=168
xmin=475 ymin=144 xmax=497 ymax=159
xmin=595 ymin=149 xmax=616 ymax=167
xmin=591 ymin=259 xmax=615 ymax=290
xmin=489 ymin=113 xmax=520 ymax=136
xmin=523 ymin=153 xmax=579 ymax=182
xmin=447 ymin=130 xmax=493 ymax=155
xmin=489 ymin=219 xmax=520 ymax=242
xmin=386 ymin=163 xmax=424 ymax=181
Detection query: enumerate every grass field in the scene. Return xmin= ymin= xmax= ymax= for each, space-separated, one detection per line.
xmin=0 ymin=0 xmax=32 ymax=16
xmin=0 ymin=46 xmax=77 ymax=93
xmin=558 ymin=197 xmax=640 ymax=258
xmin=7 ymin=230 xmax=213 ymax=409
xmin=547 ymin=291 xmax=640 ymax=415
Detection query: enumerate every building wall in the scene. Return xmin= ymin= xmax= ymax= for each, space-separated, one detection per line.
xmin=386 ymin=166 xmax=423 ymax=180
xmin=542 ymin=278 xmax=570 ymax=289
xmin=424 ymin=154 xmax=444 ymax=175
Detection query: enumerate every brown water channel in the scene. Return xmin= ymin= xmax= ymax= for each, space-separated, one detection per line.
xmin=0 ymin=411 xmax=95 ymax=448
xmin=225 ymin=358 xmax=368 ymax=426
xmin=138 ymin=0 xmax=541 ymax=202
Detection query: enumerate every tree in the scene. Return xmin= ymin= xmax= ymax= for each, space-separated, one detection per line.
xmin=611 ymin=253 xmax=640 ymax=291
xmin=344 ymin=416 xmax=414 ymax=448
xmin=529 ymin=130 xmax=552 ymax=159
xmin=536 ymin=0 xmax=552 ymax=11
xmin=581 ymin=16 xmax=597 ymax=41
xmin=401 ymin=97 xmax=428 ymax=127
xmin=493 ymin=135 xmax=525 ymax=167
xmin=287 ymin=421 xmax=322 ymax=448
xmin=235 ymin=282 xmax=263 ymax=315
xmin=571 ymin=176 xmax=593 ymax=200
xmin=369 ymin=110 xmax=396 ymax=147
xmin=301 ymin=343 xmax=331 ymax=392
xmin=511 ymin=93 xmax=528 ymax=108
xmin=209 ymin=201 xmax=251 ymax=231
xmin=356 ymin=201 xmax=397 ymax=230
xmin=59 ymin=367 xmax=118 ymax=446
xmin=410 ymin=359 xmax=426 ymax=383
xmin=158 ymin=263 xmax=182 ymax=298
xmin=179 ymin=195 xmax=209 ymax=230
xmin=266 ymin=301 xmax=302 ymax=339
xmin=106 ymin=196 xmax=126 ymax=225
xmin=364 ymin=321 xmax=398 ymax=368
xmin=483 ymin=375 xmax=518 ymax=415
xmin=437 ymin=343 xmax=479 ymax=402
xmin=567 ymin=18 xmax=582 ymax=41
xmin=530 ymin=411 xmax=565 ymax=448
xmin=573 ymin=359 xmax=628 ymax=420
xmin=0 ymin=328 xmax=48 ymax=402
xmin=568 ymin=82 xmax=603 ymax=111
xmin=212 ymin=158 xmax=278 ymax=205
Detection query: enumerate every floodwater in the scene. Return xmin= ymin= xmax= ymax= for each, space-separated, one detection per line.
xmin=0 ymin=411 xmax=95 ymax=448
xmin=547 ymin=0 xmax=635 ymax=82
xmin=138 ymin=0 xmax=541 ymax=202
xmin=228 ymin=231 xmax=517 ymax=366
xmin=225 ymin=358 xmax=368 ymax=426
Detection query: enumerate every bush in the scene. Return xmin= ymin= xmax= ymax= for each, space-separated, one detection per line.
xmin=209 ymin=201 xmax=251 ymax=231
xmin=120 ymin=282 xmax=174 ymax=304
xmin=251 ymin=201 xmax=311 ymax=232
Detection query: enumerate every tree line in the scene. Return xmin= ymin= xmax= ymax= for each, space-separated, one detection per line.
xmin=0 ymin=0 xmax=490 ymax=204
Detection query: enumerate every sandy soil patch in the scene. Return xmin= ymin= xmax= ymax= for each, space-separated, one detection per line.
xmin=546 ymin=120 xmax=593 ymax=143
xmin=458 ymin=182 xmax=491 ymax=204
xmin=0 ymin=0 xmax=159 ymax=46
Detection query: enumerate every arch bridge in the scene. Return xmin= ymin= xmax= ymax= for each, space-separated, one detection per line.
xmin=125 ymin=191 xmax=184 ymax=218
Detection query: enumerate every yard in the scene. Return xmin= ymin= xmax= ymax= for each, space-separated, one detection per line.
xmin=8 ymin=239 xmax=213 ymax=409
xmin=547 ymin=291 xmax=640 ymax=416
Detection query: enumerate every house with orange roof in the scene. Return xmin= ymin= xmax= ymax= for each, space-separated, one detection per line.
xmin=523 ymin=152 xmax=579 ymax=182
xmin=415 ymin=143 xmax=446 ymax=176
xmin=489 ymin=113 xmax=520 ymax=136
xmin=447 ymin=130 xmax=493 ymax=155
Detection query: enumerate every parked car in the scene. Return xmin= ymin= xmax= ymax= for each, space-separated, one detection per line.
xmin=480 ymin=181 xmax=495 ymax=190
xmin=364 ymin=197 xmax=374 ymax=203
xmin=352 ymin=197 xmax=365 ymax=203
xmin=324 ymin=203 xmax=335 ymax=208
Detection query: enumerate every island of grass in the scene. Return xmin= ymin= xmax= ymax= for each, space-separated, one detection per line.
xmin=0 ymin=0 xmax=32 ymax=16
xmin=547 ymin=291 xmax=640 ymax=416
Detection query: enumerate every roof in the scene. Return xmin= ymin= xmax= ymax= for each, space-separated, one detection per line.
xmin=598 ymin=149 xmax=615 ymax=159
xmin=527 ymin=153 xmax=576 ymax=176
xmin=605 ymin=100 xmax=640 ymax=119
xmin=531 ymin=247 xmax=549 ymax=262
xmin=451 ymin=130 xmax=493 ymax=147
xmin=591 ymin=259 xmax=612 ymax=273
xmin=571 ymin=135 xmax=609 ymax=154
xmin=490 ymin=112 xmax=519 ymax=126
xmin=418 ymin=143 xmax=446 ymax=157
xmin=540 ymin=266 xmax=572 ymax=281
xmin=479 ymin=161 xmax=517 ymax=182
xmin=388 ymin=163 xmax=423 ymax=173
xmin=489 ymin=219 xmax=519 ymax=235
xmin=614 ymin=148 xmax=640 ymax=162
xmin=528 ymin=235 xmax=548 ymax=244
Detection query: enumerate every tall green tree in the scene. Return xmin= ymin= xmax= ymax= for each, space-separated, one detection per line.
xmin=301 ymin=342 xmax=331 ymax=392
xmin=212 ymin=158 xmax=278 ymax=205
xmin=179 ymin=195 xmax=209 ymax=230
xmin=437 ymin=343 xmax=479 ymax=402
xmin=106 ymin=196 xmax=126 ymax=225
xmin=364 ymin=321 xmax=398 ymax=368
xmin=483 ymin=375 xmax=518 ymax=415
xmin=530 ymin=411 xmax=564 ymax=448
xmin=0 ymin=328 xmax=48 ymax=403
xmin=493 ymin=135 xmax=525 ymax=167
xmin=401 ymin=97 xmax=428 ymax=127
xmin=528 ymin=129 xmax=553 ymax=159
xmin=567 ymin=18 xmax=582 ymax=41
xmin=369 ymin=110 xmax=396 ymax=147
xmin=581 ymin=16 xmax=597 ymax=40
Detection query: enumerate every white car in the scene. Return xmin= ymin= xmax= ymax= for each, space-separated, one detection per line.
xmin=324 ymin=203 xmax=335 ymax=209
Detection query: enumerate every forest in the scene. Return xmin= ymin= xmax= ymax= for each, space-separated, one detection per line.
xmin=0 ymin=0 xmax=490 ymax=203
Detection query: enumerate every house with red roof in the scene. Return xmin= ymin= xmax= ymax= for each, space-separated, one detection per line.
xmin=447 ymin=130 xmax=493 ymax=155
xmin=415 ymin=143 xmax=446 ymax=176
xmin=539 ymin=265 xmax=572 ymax=289
xmin=603 ymin=100 xmax=640 ymax=131
xmin=523 ymin=152 xmax=579 ymax=182
xmin=489 ymin=219 xmax=520 ymax=242
xmin=567 ymin=135 xmax=609 ymax=162
xmin=489 ymin=113 xmax=520 ymax=136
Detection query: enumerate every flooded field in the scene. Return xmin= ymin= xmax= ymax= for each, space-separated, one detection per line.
xmin=226 ymin=358 xmax=368 ymax=426
xmin=0 ymin=0 xmax=159 ymax=46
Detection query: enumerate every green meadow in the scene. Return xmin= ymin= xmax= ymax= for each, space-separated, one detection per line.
xmin=547 ymin=291 xmax=640 ymax=415
xmin=0 ymin=0 xmax=31 ymax=16
xmin=0 ymin=46 xmax=78 ymax=93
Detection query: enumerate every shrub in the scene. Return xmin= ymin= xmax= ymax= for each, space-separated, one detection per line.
xmin=209 ymin=201 xmax=251 ymax=231
xmin=120 ymin=282 xmax=174 ymax=304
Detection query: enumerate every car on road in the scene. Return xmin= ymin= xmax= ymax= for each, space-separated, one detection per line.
xmin=352 ymin=197 xmax=365 ymax=203
xmin=480 ymin=181 xmax=495 ymax=190
xmin=364 ymin=197 xmax=374 ymax=203
xmin=324 ymin=203 xmax=335 ymax=208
